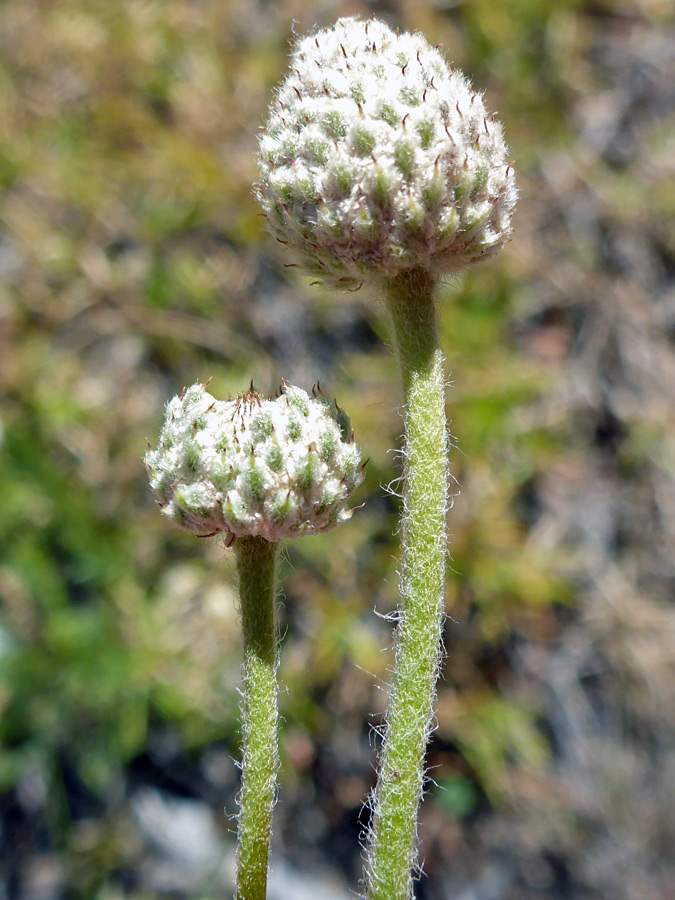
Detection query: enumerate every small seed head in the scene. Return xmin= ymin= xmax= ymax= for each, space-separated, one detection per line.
xmin=145 ymin=382 xmax=364 ymax=542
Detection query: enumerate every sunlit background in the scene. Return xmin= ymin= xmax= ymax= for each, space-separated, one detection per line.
xmin=0 ymin=0 xmax=674 ymax=897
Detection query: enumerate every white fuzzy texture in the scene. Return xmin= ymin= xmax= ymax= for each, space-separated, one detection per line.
xmin=257 ymin=16 xmax=517 ymax=289
xmin=145 ymin=382 xmax=363 ymax=542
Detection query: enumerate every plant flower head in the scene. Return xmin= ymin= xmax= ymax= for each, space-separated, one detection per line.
xmin=145 ymin=381 xmax=364 ymax=543
xmin=256 ymin=16 xmax=517 ymax=289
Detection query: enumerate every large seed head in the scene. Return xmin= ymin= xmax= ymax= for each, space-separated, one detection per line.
xmin=256 ymin=16 xmax=517 ymax=289
xmin=145 ymin=382 xmax=364 ymax=543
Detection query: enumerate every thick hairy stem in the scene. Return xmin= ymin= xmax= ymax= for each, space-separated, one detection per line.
xmin=234 ymin=536 xmax=280 ymax=900
xmin=367 ymin=269 xmax=448 ymax=900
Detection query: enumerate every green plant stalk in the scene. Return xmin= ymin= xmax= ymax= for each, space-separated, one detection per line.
xmin=367 ymin=268 xmax=448 ymax=900
xmin=234 ymin=536 xmax=280 ymax=900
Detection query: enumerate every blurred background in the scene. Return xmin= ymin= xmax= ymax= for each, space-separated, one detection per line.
xmin=0 ymin=0 xmax=674 ymax=898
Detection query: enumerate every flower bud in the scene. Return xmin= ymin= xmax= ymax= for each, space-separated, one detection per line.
xmin=256 ymin=16 xmax=517 ymax=289
xmin=145 ymin=381 xmax=364 ymax=542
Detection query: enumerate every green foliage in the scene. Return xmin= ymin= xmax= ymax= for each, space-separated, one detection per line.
xmin=434 ymin=774 xmax=479 ymax=820
xmin=0 ymin=416 xmax=236 ymax=786
xmin=450 ymin=695 xmax=549 ymax=801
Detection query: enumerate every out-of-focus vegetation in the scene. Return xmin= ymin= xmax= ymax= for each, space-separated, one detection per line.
xmin=0 ymin=1 xmax=673 ymax=898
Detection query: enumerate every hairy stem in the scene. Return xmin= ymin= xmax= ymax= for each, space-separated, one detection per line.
xmin=367 ymin=269 xmax=448 ymax=900
xmin=234 ymin=536 xmax=280 ymax=900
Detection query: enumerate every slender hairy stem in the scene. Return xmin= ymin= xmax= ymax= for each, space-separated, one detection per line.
xmin=367 ymin=269 xmax=448 ymax=900
xmin=234 ymin=536 xmax=280 ymax=900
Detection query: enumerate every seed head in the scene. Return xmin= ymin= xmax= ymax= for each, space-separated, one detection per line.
xmin=256 ymin=16 xmax=517 ymax=289
xmin=145 ymin=381 xmax=364 ymax=543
